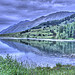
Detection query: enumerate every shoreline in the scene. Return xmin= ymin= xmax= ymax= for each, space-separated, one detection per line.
xmin=0 ymin=37 xmax=75 ymax=41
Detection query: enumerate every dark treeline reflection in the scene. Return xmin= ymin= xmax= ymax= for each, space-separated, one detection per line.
xmin=1 ymin=39 xmax=75 ymax=57
xmin=20 ymin=39 xmax=75 ymax=55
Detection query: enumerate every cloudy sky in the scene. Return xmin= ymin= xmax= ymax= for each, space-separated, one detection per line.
xmin=0 ymin=0 xmax=75 ymax=31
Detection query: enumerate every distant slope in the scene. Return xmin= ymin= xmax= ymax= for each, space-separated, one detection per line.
xmin=0 ymin=20 xmax=30 ymax=34
xmin=0 ymin=11 xmax=75 ymax=34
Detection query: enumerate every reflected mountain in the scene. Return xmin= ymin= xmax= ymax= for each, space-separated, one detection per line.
xmin=0 ymin=39 xmax=44 ymax=56
xmin=1 ymin=39 xmax=75 ymax=57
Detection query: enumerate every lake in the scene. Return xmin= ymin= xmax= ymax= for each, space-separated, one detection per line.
xmin=0 ymin=39 xmax=75 ymax=68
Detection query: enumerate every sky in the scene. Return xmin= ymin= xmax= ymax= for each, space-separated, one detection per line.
xmin=0 ymin=0 xmax=75 ymax=31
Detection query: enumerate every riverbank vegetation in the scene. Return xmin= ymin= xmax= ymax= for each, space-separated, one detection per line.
xmin=0 ymin=55 xmax=75 ymax=75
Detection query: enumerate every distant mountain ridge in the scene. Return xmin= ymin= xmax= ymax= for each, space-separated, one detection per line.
xmin=0 ymin=11 xmax=75 ymax=34
xmin=0 ymin=20 xmax=30 ymax=34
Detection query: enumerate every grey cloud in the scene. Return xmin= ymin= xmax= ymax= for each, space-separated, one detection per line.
xmin=0 ymin=0 xmax=53 ymax=17
xmin=0 ymin=0 xmax=55 ymax=20
xmin=0 ymin=16 xmax=17 ymax=26
xmin=15 ymin=0 xmax=52 ymax=11
xmin=53 ymin=0 xmax=75 ymax=5
xmin=0 ymin=0 xmax=15 ymax=7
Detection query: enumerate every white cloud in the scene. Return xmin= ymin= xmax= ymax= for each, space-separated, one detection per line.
xmin=53 ymin=3 xmax=66 ymax=7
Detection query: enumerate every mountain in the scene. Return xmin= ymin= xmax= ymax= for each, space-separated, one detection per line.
xmin=0 ymin=11 xmax=75 ymax=34
xmin=0 ymin=20 xmax=30 ymax=34
xmin=11 ymin=13 xmax=75 ymax=39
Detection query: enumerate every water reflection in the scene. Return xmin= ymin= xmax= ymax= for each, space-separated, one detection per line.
xmin=0 ymin=39 xmax=75 ymax=67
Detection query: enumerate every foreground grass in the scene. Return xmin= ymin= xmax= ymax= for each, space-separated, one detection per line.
xmin=0 ymin=55 xmax=75 ymax=75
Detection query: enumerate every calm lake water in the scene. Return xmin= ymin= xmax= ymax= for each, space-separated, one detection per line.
xmin=0 ymin=39 xmax=75 ymax=67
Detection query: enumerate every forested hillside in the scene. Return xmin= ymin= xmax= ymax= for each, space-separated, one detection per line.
xmin=0 ymin=11 xmax=74 ymax=34
xmin=19 ymin=22 xmax=75 ymax=39
xmin=0 ymin=13 xmax=75 ymax=39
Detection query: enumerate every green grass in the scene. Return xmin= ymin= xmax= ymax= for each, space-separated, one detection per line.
xmin=67 ymin=38 xmax=75 ymax=40
xmin=0 ymin=54 xmax=75 ymax=75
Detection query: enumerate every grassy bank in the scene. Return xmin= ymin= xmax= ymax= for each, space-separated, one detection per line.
xmin=0 ymin=55 xmax=75 ymax=75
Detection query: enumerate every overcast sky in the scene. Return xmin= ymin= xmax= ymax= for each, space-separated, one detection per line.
xmin=0 ymin=0 xmax=75 ymax=31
